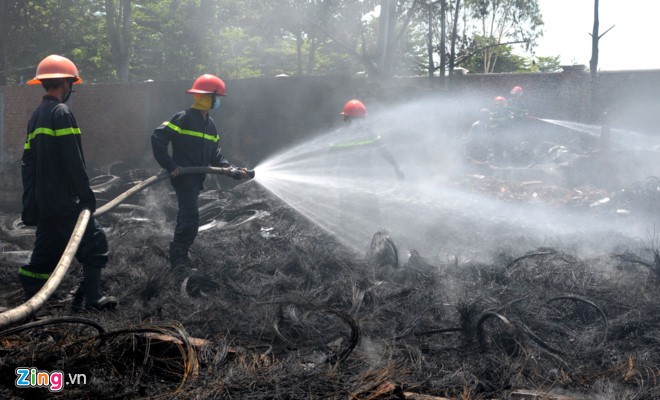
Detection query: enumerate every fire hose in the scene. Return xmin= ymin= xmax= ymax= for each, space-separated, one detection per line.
xmin=0 ymin=167 xmax=255 ymax=331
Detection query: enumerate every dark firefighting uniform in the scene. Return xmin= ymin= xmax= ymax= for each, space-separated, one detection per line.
xmin=328 ymin=125 xmax=401 ymax=225
xmin=506 ymin=95 xmax=528 ymax=119
xmin=151 ymin=108 xmax=231 ymax=246
xmin=20 ymin=95 xmax=108 ymax=285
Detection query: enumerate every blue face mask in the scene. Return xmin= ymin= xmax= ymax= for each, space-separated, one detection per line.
xmin=212 ymin=97 xmax=221 ymax=109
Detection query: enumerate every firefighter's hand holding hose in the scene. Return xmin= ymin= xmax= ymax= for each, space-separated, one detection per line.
xmin=170 ymin=165 xmax=183 ymax=178
xmin=230 ymin=167 xmax=255 ymax=180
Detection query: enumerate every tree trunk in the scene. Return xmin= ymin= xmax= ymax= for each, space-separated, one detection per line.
xmin=439 ymin=0 xmax=447 ymax=86
xmin=377 ymin=0 xmax=397 ymax=78
xmin=306 ymin=37 xmax=319 ymax=75
xmin=296 ymin=30 xmax=303 ymax=76
xmin=105 ymin=0 xmax=133 ymax=82
xmin=590 ymin=0 xmax=599 ymax=121
xmin=448 ymin=0 xmax=461 ymax=84
xmin=589 ymin=0 xmax=599 ymax=78
xmin=427 ymin=1 xmax=435 ymax=81
xmin=0 ymin=0 xmax=7 ymax=86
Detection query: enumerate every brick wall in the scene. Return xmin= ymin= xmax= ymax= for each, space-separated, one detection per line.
xmin=2 ymin=68 xmax=660 ymax=209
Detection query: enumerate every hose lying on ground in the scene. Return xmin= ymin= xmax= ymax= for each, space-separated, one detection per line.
xmin=0 ymin=167 xmax=254 ymax=331
xmin=0 ymin=209 xmax=91 ymax=331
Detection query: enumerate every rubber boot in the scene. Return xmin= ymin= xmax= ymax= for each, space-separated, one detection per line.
xmin=71 ymin=282 xmax=85 ymax=311
xmin=169 ymin=242 xmax=196 ymax=277
xmin=18 ymin=273 xmax=46 ymax=302
xmin=81 ymin=265 xmax=117 ymax=310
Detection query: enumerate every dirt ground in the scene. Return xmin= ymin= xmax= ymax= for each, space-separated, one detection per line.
xmin=1 ymin=162 xmax=660 ymax=399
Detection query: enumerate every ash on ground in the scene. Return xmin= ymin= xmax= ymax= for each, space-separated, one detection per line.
xmin=1 ymin=164 xmax=660 ymax=400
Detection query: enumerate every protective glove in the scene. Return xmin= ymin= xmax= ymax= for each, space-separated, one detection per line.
xmin=231 ymin=167 xmax=252 ymax=180
xmin=169 ymin=165 xmax=183 ymax=178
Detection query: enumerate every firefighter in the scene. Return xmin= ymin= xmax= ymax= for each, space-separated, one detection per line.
xmin=329 ymin=99 xmax=404 ymax=225
xmin=507 ymin=85 xmax=528 ymax=118
xmin=465 ymin=108 xmax=494 ymax=164
xmin=151 ymin=74 xmax=249 ymax=274
xmin=20 ymin=55 xmax=117 ymax=310
xmin=490 ymin=96 xmax=510 ymax=128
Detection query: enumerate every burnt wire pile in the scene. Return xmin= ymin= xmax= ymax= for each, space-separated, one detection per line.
xmin=1 ymin=167 xmax=660 ymax=399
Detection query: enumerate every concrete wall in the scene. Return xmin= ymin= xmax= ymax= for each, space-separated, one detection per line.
xmin=2 ymin=68 xmax=660 ymax=208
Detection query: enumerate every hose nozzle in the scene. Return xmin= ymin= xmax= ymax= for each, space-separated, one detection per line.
xmin=230 ymin=168 xmax=255 ymax=180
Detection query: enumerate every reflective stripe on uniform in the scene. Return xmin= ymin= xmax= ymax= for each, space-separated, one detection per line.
xmin=167 ymin=122 xmax=219 ymax=143
xmin=18 ymin=267 xmax=50 ymax=280
xmin=330 ymin=135 xmax=381 ymax=149
xmin=24 ymin=126 xmax=82 ymax=150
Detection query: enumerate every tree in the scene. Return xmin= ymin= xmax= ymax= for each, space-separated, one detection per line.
xmin=460 ymin=37 xmax=531 ymax=73
xmin=534 ymin=55 xmax=561 ymax=72
xmin=105 ymin=0 xmax=133 ymax=82
xmin=589 ymin=0 xmax=614 ymax=120
xmin=447 ymin=0 xmax=462 ymax=80
xmin=0 ymin=0 xmax=7 ymax=85
xmin=463 ymin=0 xmax=543 ymax=73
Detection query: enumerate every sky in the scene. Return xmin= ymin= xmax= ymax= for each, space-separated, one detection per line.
xmin=535 ymin=0 xmax=660 ymax=71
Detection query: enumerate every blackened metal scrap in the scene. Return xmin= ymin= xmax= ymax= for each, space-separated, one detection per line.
xmin=476 ymin=311 xmax=516 ymax=351
xmin=4 ymin=169 xmax=660 ymax=398
xmin=97 ymin=322 xmax=200 ymax=393
xmin=273 ymin=304 xmax=360 ymax=365
xmin=545 ymin=295 xmax=608 ymax=348
xmin=0 ymin=316 xmax=105 ymax=338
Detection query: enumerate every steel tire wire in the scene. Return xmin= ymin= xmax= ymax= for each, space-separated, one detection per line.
xmin=476 ymin=295 xmax=608 ymax=357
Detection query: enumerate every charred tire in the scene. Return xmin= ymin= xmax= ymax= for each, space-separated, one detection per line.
xmin=90 ymin=175 xmax=121 ymax=194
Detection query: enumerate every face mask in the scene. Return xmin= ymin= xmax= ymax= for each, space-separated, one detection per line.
xmin=213 ymin=97 xmax=221 ymax=109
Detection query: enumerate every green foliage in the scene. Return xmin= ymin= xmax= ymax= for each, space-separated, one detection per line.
xmin=0 ymin=0 xmax=548 ymax=83
xmin=533 ymin=55 xmax=562 ymax=73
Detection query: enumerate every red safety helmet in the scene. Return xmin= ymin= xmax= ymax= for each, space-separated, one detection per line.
xmin=494 ymin=96 xmax=507 ymax=105
xmin=510 ymin=86 xmax=523 ymax=95
xmin=186 ymin=74 xmax=226 ymax=96
xmin=27 ymin=55 xmax=82 ymax=85
xmin=340 ymin=99 xmax=367 ymax=118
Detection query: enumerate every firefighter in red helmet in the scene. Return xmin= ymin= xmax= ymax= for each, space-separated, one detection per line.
xmin=490 ymin=96 xmax=511 ymax=128
xmin=151 ymin=74 xmax=250 ymax=275
xmin=329 ymin=99 xmax=404 ymax=226
xmin=465 ymin=108 xmax=495 ymax=164
xmin=340 ymin=99 xmax=368 ymax=119
xmin=335 ymin=99 xmax=403 ymax=179
xmin=20 ymin=55 xmax=117 ymax=310
xmin=507 ymin=85 xmax=528 ymax=118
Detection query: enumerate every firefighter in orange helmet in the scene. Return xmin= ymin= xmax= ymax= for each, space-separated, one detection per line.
xmin=20 ymin=55 xmax=117 ymax=310
xmin=151 ymin=74 xmax=250 ymax=275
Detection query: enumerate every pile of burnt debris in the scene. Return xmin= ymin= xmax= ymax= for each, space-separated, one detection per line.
xmin=1 ymin=166 xmax=660 ymax=399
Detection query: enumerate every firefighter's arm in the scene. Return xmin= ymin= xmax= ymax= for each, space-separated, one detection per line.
xmin=377 ymin=145 xmax=405 ymax=181
xmin=210 ymin=145 xmax=231 ymax=168
xmin=151 ymin=119 xmax=178 ymax=174
xmin=53 ymin=108 xmax=96 ymax=212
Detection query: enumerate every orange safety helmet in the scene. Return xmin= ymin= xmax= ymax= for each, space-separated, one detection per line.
xmin=510 ymin=86 xmax=523 ymax=95
xmin=186 ymin=74 xmax=226 ymax=96
xmin=27 ymin=55 xmax=82 ymax=85
xmin=340 ymin=99 xmax=367 ymax=118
